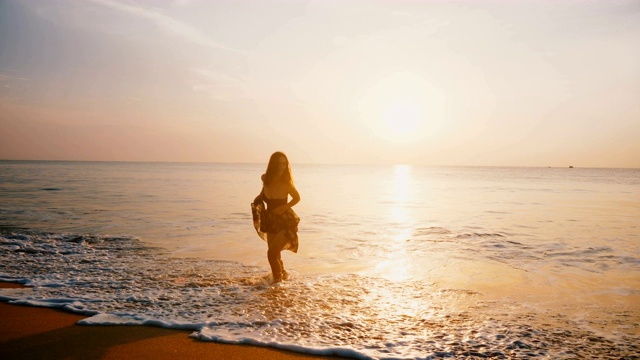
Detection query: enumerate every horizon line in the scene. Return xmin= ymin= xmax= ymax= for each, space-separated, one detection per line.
xmin=0 ymin=159 xmax=637 ymax=170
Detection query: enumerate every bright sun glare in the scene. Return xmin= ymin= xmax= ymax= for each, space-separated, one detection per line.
xmin=383 ymin=101 xmax=423 ymax=136
xmin=358 ymin=72 xmax=445 ymax=143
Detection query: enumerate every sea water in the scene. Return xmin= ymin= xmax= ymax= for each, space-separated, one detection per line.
xmin=0 ymin=161 xmax=638 ymax=359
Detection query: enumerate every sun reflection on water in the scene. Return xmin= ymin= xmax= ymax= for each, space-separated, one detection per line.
xmin=374 ymin=165 xmax=417 ymax=282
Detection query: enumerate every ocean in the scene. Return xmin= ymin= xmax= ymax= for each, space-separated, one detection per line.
xmin=1 ymin=160 xmax=638 ymax=359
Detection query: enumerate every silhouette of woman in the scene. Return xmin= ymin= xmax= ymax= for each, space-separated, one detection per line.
xmin=252 ymin=152 xmax=300 ymax=283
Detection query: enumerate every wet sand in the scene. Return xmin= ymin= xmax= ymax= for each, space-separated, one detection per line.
xmin=0 ymin=282 xmax=338 ymax=360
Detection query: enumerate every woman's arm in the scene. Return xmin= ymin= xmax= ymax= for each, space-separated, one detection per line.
xmin=287 ymin=184 xmax=300 ymax=209
xmin=253 ymin=186 xmax=265 ymax=205
xmin=253 ymin=174 xmax=267 ymax=204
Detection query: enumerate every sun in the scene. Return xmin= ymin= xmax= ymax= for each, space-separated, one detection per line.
xmin=357 ymin=71 xmax=445 ymax=143
xmin=382 ymin=100 xmax=423 ymax=137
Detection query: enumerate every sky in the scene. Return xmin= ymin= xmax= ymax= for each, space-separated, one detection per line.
xmin=1 ymin=0 xmax=639 ymax=167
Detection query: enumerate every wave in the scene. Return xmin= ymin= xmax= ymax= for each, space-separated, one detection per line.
xmin=0 ymin=228 xmax=638 ymax=359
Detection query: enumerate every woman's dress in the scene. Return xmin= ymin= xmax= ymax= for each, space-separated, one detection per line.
xmin=251 ymin=194 xmax=299 ymax=253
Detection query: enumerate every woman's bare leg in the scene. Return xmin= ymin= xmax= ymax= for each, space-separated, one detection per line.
xmin=280 ymin=258 xmax=288 ymax=280
xmin=267 ymin=231 xmax=288 ymax=282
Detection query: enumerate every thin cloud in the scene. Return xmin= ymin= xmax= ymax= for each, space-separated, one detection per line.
xmin=89 ymin=0 xmax=238 ymax=52
xmin=0 ymin=72 xmax=30 ymax=82
xmin=190 ymin=68 xmax=250 ymax=101
xmin=0 ymin=71 xmax=29 ymax=95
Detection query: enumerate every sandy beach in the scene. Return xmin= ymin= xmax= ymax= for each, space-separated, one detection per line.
xmin=0 ymin=282 xmax=338 ymax=360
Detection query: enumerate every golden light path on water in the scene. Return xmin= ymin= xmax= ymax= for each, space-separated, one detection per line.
xmin=369 ymin=165 xmax=529 ymax=305
xmin=375 ymin=165 xmax=416 ymax=283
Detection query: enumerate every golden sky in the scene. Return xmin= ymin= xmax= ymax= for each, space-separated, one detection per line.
xmin=1 ymin=0 xmax=639 ymax=167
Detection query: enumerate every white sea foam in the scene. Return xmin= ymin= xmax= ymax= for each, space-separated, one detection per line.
xmin=1 ymin=230 xmax=638 ymax=359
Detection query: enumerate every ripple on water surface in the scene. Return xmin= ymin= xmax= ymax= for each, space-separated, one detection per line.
xmin=0 ymin=229 xmax=638 ymax=359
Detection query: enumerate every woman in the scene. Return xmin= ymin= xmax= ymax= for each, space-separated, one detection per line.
xmin=252 ymin=152 xmax=300 ymax=283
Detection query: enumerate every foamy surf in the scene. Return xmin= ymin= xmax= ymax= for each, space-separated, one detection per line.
xmin=1 ymin=229 xmax=638 ymax=359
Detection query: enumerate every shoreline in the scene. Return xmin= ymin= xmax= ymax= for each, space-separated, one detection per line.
xmin=0 ymin=282 xmax=340 ymax=360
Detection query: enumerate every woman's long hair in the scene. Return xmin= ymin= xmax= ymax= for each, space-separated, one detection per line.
xmin=263 ymin=151 xmax=294 ymax=186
